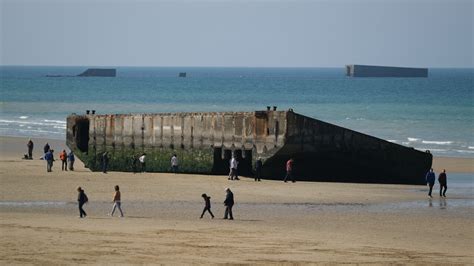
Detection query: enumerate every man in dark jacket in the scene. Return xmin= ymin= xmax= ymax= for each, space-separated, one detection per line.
xmin=223 ymin=188 xmax=234 ymax=220
xmin=27 ymin=139 xmax=34 ymax=159
xmin=255 ymin=158 xmax=262 ymax=182
xmin=43 ymin=142 xmax=50 ymax=155
xmin=102 ymin=152 xmax=109 ymax=173
xmin=425 ymin=168 xmax=436 ymax=198
xmin=77 ymin=187 xmax=88 ymax=218
xmin=438 ymin=169 xmax=448 ymax=197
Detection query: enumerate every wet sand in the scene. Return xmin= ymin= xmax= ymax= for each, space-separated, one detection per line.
xmin=1 ymin=136 xmax=473 ymax=264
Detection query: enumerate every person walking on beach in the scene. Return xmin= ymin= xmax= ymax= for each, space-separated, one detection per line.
xmin=59 ymin=149 xmax=68 ymax=171
xmin=438 ymin=169 xmax=448 ymax=197
xmin=102 ymin=151 xmax=109 ymax=173
xmin=67 ymin=151 xmax=75 ymax=171
xmin=171 ymin=154 xmax=179 ymax=173
xmin=139 ymin=153 xmax=146 ymax=173
xmin=228 ymin=156 xmax=239 ymax=180
xmin=43 ymin=142 xmax=50 ymax=155
xmin=77 ymin=187 xmax=88 ymax=218
xmin=200 ymin=193 xmax=214 ymax=219
xmin=27 ymin=139 xmax=34 ymax=159
xmin=255 ymin=157 xmax=263 ymax=182
xmin=223 ymin=188 xmax=234 ymax=220
xmin=425 ymin=168 xmax=436 ymax=198
xmin=284 ymin=158 xmax=295 ymax=183
xmin=44 ymin=149 xmax=54 ymax=172
xmin=109 ymin=185 xmax=124 ymax=217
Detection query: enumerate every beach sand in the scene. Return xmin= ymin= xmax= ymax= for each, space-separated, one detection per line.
xmin=1 ymin=136 xmax=473 ymax=264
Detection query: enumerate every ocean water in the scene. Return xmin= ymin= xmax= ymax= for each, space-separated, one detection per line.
xmin=1 ymin=66 xmax=473 ymax=158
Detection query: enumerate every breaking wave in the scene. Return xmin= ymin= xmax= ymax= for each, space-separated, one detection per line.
xmin=422 ymin=140 xmax=453 ymax=145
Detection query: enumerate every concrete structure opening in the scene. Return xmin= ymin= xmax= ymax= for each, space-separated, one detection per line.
xmin=72 ymin=118 xmax=89 ymax=153
xmin=233 ymin=149 xmax=253 ymax=176
xmin=211 ymin=148 xmax=253 ymax=176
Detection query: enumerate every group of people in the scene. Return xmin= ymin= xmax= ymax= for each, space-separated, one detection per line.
xmin=77 ymin=185 xmax=234 ymax=220
xmin=27 ymin=140 xmax=75 ymax=172
xmin=101 ymin=152 xmax=179 ymax=174
xmin=229 ymin=156 xmax=294 ymax=183
xmin=425 ymin=168 xmax=448 ymax=198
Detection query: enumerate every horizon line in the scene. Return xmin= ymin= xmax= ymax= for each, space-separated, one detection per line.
xmin=1 ymin=64 xmax=473 ymax=69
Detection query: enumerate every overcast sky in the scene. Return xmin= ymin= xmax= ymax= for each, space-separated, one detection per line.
xmin=1 ymin=0 xmax=472 ymax=67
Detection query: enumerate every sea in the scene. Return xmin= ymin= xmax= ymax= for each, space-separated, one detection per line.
xmin=0 ymin=66 xmax=473 ymax=158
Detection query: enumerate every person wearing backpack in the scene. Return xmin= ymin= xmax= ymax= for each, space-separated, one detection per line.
xmin=77 ymin=187 xmax=88 ymax=218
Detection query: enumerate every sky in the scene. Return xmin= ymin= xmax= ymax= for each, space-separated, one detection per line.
xmin=1 ymin=0 xmax=473 ymax=67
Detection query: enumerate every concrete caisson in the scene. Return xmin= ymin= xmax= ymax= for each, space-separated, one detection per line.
xmin=66 ymin=110 xmax=432 ymax=184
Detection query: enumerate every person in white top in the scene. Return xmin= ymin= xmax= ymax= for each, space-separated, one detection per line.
xmin=228 ymin=156 xmax=239 ymax=180
xmin=139 ymin=153 xmax=146 ymax=173
xmin=171 ymin=154 xmax=179 ymax=173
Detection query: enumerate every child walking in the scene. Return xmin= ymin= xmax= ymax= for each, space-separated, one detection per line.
xmin=200 ymin=193 xmax=214 ymax=219
xmin=109 ymin=185 xmax=124 ymax=217
xmin=77 ymin=187 xmax=88 ymax=218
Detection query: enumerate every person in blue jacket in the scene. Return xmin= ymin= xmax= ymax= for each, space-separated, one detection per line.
xmin=425 ymin=168 xmax=436 ymax=198
xmin=44 ymin=149 xmax=54 ymax=172
xmin=67 ymin=151 xmax=75 ymax=171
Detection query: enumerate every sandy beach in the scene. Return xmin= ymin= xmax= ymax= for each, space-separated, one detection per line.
xmin=1 ymin=136 xmax=473 ymax=264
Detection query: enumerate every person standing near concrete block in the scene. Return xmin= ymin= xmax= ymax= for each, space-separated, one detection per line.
xmin=255 ymin=157 xmax=262 ymax=182
xmin=59 ymin=149 xmax=68 ymax=171
xmin=67 ymin=151 xmax=75 ymax=171
xmin=139 ymin=153 xmax=146 ymax=173
xmin=131 ymin=154 xmax=139 ymax=174
xmin=27 ymin=139 xmax=34 ymax=159
xmin=102 ymin=151 xmax=109 ymax=173
xmin=171 ymin=154 xmax=179 ymax=173
xmin=223 ymin=188 xmax=234 ymax=220
xmin=425 ymin=168 xmax=436 ymax=198
xmin=283 ymin=158 xmax=295 ymax=183
xmin=438 ymin=169 xmax=448 ymax=197
xmin=228 ymin=156 xmax=239 ymax=180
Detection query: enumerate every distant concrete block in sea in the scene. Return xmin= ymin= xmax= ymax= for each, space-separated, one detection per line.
xmin=77 ymin=68 xmax=116 ymax=77
xmin=66 ymin=109 xmax=432 ymax=185
xmin=46 ymin=68 xmax=117 ymax=77
xmin=346 ymin=65 xmax=428 ymax=77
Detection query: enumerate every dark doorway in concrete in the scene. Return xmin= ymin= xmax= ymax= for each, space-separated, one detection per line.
xmin=233 ymin=149 xmax=253 ymax=176
xmin=212 ymin=148 xmax=253 ymax=177
xmin=212 ymin=147 xmax=227 ymax=174
xmin=73 ymin=118 xmax=89 ymax=153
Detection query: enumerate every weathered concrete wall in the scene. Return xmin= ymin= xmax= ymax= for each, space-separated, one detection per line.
xmin=67 ymin=111 xmax=287 ymax=175
xmin=259 ymin=112 xmax=432 ymax=184
xmin=346 ymin=65 xmax=428 ymax=78
xmin=67 ymin=110 xmax=432 ymax=184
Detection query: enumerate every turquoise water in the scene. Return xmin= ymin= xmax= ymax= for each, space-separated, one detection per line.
xmin=1 ymin=66 xmax=473 ymax=157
